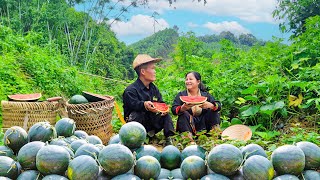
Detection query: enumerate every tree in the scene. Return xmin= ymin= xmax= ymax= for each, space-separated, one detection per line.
xmin=273 ymin=0 xmax=320 ymax=37
xmin=219 ymin=31 xmax=238 ymax=44
xmin=173 ymin=31 xmax=203 ymax=64
xmin=239 ymin=34 xmax=257 ymax=46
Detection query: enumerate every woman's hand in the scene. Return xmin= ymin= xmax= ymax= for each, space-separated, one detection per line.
xmin=200 ymin=101 xmax=216 ymax=110
xmin=160 ymin=111 xmax=168 ymax=116
xmin=180 ymin=103 xmax=194 ymax=112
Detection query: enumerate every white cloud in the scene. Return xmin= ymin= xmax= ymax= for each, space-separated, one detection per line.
xmin=203 ymin=21 xmax=250 ymax=35
xmin=141 ymin=0 xmax=277 ymax=23
xmin=109 ymin=14 xmax=170 ymax=36
xmin=187 ymin=22 xmax=199 ymax=28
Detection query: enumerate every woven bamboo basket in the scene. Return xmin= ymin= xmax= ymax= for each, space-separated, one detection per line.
xmin=1 ymin=100 xmax=60 ymax=131
xmin=66 ymin=95 xmax=114 ymax=144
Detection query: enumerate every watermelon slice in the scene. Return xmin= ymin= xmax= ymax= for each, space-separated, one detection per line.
xmin=152 ymin=102 xmax=170 ymax=113
xmin=8 ymin=93 xmax=42 ymax=101
xmin=180 ymin=96 xmax=207 ymax=105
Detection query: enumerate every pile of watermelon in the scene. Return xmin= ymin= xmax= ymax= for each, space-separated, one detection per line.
xmin=1 ymin=120 xmax=319 ymax=180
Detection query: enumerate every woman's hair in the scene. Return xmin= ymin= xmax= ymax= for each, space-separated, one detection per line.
xmin=185 ymin=71 xmax=207 ymax=92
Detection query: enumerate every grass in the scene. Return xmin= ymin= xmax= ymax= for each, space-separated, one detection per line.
xmin=0 ymin=122 xmax=3 ymax=145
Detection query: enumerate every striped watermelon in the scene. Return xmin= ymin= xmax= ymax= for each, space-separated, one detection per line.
xmin=271 ymin=145 xmax=305 ymax=175
xmin=208 ymin=144 xmax=243 ymax=176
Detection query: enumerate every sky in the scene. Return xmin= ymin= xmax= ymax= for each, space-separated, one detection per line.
xmin=76 ymin=0 xmax=291 ymax=45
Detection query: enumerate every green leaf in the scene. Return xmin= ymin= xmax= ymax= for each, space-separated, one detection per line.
xmin=291 ymin=63 xmax=299 ymax=69
xmin=260 ymin=104 xmax=275 ymax=115
xmin=231 ymin=118 xmax=242 ymax=125
xmin=244 ymin=95 xmax=258 ymax=102
xmin=255 ymin=131 xmax=280 ymax=141
xmin=241 ymin=105 xmax=260 ymax=117
xmin=221 ymin=120 xmax=230 ymax=129
xmin=280 ymin=108 xmax=288 ymax=117
xmin=249 ymin=124 xmax=262 ymax=134
xmin=241 ymin=86 xmax=257 ymax=95
xmin=274 ymin=101 xmax=285 ymax=109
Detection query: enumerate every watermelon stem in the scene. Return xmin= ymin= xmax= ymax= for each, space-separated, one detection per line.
xmin=243 ymin=149 xmax=258 ymax=161
xmin=5 ymin=130 xmax=14 ymax=145
xmin=36 ymin=171 xmax=41 ymax=180
xmin=7 ymin=161 xmax=16 ymax=173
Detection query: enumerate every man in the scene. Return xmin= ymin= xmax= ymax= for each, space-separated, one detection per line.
xmin=123 ymin=54 xmax=175 ymax=145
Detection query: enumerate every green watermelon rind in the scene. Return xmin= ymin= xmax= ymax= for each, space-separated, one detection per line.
xmin=160 ymin=145 xmax=181 ymax=170
xmin=98 ymin=144 xmax=134 ymax=177
xmin=69 ymin=95 xmax=89 ymax=104
xmin=119 ymin=122 xmax=146 ymax=149
xmin=134 ymin=156 xmax=161 ymax=180
xmin=242 ymin=155 xmax=274 ymax=180
xmin=296 ymin=141 xmax=320 ymax=170
xmin=67 ymin=155 xmax=99 ymax=180
xmin=180 ymin=156 xmax=207 ymax=180
xmin=207 ymin=144 xmax=243 ymax=176
xmin=55 ymin=118 xmax=76 ymax=137
xmin=271 ymin=145 xmax=305 ymax=176
xmin=36 ymin=145 xmax=70 ymax=175
xmin=17 ymin=141 xmax=45 ymax=170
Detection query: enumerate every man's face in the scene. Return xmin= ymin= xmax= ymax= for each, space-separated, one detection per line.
xmin=141 ymin=62 xmax=156 ymax=82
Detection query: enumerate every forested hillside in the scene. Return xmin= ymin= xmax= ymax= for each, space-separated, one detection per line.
xmin=0 ymin=0 xmax=135 ymax=79
xmin=130 ymin=29 xmax=266 ymax=60
xmin=129 ymin=28 xmax=179 ymax=58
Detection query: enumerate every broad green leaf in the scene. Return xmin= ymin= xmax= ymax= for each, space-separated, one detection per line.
xmin=260 ymin=104 xmax=275 ymax=115
xmin=249 ymin=124 xmax=262 ymax=134
xmin=231 ymin=118 xmax=242 ymax=125
xmin=239 ymin=104 xmax=252 ymax=112
xmin=287 ymin=81 xmax=308 ymax=89
xmin=221 ymin=120 xmax=230 ymax=129
xmin=244 ymin=95 xmax=258 ymax=102
xmin=241 ymin=105 xmax=260 ymax=117
xmin=241 ymin=86 xmax=257 ymax=95
xmin=274 ymin=101 xmax=285 ymax=109
xmin=255 ymin=131 xmax=280 ymax=141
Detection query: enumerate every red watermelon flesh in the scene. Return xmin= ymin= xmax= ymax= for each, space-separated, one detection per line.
xmin=8 ymin=93 xmax=41 ymax=101
xmin=152 ymin=102 xmax=169 ymax=113
xmin=180 ymin=96 xmax=207 ymax=105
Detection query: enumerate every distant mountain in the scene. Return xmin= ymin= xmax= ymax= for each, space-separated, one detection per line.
xmin=129 ymin=29 xmax=266 ymax=59
xmin=129 ymin=28 xmax=179 ymax=58
xmin=198 ymin=32 xmax=266 ymax=46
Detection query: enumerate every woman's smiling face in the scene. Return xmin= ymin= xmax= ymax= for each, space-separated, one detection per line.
xmin=185 ymin=72 xmax=200 ymax=91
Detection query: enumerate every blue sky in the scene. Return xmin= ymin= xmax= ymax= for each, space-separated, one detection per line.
xmin=77 ymin=0 xmax=291 ymax=45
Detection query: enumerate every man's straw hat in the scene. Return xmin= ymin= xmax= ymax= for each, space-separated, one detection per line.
xmin=221 ymin=124 xmax=252 ymax=141
xmin=133 ymin=54 xmax=161 ymax=69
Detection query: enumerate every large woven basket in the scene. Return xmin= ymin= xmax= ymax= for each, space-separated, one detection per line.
xmin=66 ymin=95 xmax=114 ymax=144
xmin=1 ymin=100 xmax=60 ymax=131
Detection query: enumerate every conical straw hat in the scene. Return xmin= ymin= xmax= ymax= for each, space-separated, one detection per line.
xmin=221 ymin=124 xmax=252 ymax=141
xmin=132 ymin=54 xmax=161 ymax=69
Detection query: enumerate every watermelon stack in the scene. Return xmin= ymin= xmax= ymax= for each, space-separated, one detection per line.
xmin=1 ymin=115 xmax=320 ymax=180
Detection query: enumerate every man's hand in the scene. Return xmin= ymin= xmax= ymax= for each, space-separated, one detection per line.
xmin=144 ymin=101 xmax=158 ymax=113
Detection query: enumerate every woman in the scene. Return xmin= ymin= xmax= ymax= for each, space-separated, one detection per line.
xmin=171 ymin=71 xmax=221 ymax=138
